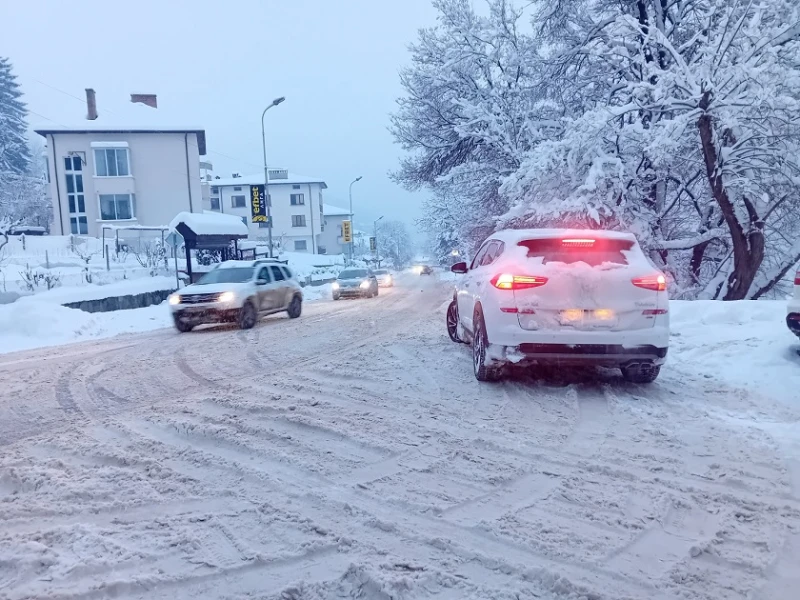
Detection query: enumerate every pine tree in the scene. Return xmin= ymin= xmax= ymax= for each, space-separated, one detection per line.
xmin=0 ymin=57 xmax=31 ymax=176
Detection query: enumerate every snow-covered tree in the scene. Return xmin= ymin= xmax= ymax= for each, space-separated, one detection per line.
xmin=0 ymin=57 xmax=31 ymax=176
xmin=377 ymin=220 xmax=414 ymax=269
xmin=394 ymin=0 xmax=800 ymax=299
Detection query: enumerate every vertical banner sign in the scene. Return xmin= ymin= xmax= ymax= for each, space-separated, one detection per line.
xmin=369 ymin=236 xmax=377 ymax=252
xmin=342 ymin=220 xmax=353 ymax=243
xmin=250 ymin=185 xmax=267 ymax=223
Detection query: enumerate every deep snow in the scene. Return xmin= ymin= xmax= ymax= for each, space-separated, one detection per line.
xmin=0 ymin=277 xmax=798 ymax=599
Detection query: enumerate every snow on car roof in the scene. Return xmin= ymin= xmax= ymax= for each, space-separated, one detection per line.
xmin=492 ymin=229 xmax=638 ymax=244
xmin=169 ymin=211 xmax=248 ymax=237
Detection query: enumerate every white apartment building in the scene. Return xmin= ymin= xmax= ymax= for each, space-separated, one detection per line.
xmin=205 ymin=169 xmax=327 ymax=253
xmin=35 ymin=89 xmax=206 ymax=237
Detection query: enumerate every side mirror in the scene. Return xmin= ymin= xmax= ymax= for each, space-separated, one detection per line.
xmin=256 ymin=279 xmax=268 ymax=286
xmin=451 ymin=262 xmax=468 ymax=274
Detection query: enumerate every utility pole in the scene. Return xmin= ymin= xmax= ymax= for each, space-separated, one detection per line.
xmin=348 ymin=176 xmax=362 ymax=263
xmin=261 ymin=96 xmax=285 ymax=258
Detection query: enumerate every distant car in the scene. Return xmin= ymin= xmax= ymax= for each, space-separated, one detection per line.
xmin=374 ymin=269 xmax=394 ymax=287
xmin=788 ymin=268 xmax=800 ymax=339
xmin=168 ymin=259 xmax=303 ymax=332
xmin=415 ymin=265 xmax=433 ymax=275
xmin=447 ymin=229 xmax=669 ymax=383
xmin=332 ymin=268 xmax=379 ymax=300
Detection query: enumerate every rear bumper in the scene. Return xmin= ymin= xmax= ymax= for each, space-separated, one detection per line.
xmin=486 ymin=323 xmax=670 ymax=366
xmin=502 ymin=343 xmax=668 ymax=366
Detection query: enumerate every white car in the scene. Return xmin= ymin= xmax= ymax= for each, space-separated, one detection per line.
xmin=788 ymin=267 xmax=800 ymax=339
xmin=447 ymin=229 xmax=669 ymax=383
xmin=168 ymin=259 xmax=303 ymax=332
xmin=374 ymin=269 xmax=394 ymax=288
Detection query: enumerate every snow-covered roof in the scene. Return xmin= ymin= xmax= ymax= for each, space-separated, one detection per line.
xmin=492 ymin=228 xmax=638 ymax=244
xmin=34 ymin=99 xmax=207 ymax=154
xmin=169 ymin=211 xmax=248 ymax=237
xmin=212 ymin=172 xmax=327 ymax=189
xmin=323 ymin=204 xmax=350 ymax=217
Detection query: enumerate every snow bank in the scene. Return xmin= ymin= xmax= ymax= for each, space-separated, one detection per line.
xmin=16 ymin=276 xmax=177 ymax=305
xmin=670 ymin=300 xmax=800 ymax=406
xmin=0 ymin=300 xmax=171 ymax=354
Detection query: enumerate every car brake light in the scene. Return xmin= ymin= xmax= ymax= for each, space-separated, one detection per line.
xmin=561 ymin=238 xmax=595 ymax=247
xmin=491 ymin=274 xmax=548 ymax=290
xmin=795 ymin=270 xmax=800 ymax=285
xmin=632 ymin=274 xmax=667 ymax=292
xmin=642 ymin=309 xmax=668 ymax=315
xmin=500 ymin=307 xmax=536 ymax=314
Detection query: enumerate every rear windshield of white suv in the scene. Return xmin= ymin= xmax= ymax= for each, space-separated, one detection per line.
xmin=518 ymin=238 xmax=634 ymax=267
xmin=197 ymin=267 xmax=253 ymax=284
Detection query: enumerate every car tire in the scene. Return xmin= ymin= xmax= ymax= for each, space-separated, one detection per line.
xmin=238 ymin=301 xmax=257 ymax=330
xmin=333 ymin=294 xmax=340 ymax=301
xmin=173 ymin=317 xmax=194 ymax=333
xmin=287 ymin=295 xmax=302 ymax=319
xmin=472 ymin=310 xmax=502 ymax=382
xmin=621 ymin=363 xmax=661 ymax=384
xmin=446 ymin=300 xmax=463 ymax=343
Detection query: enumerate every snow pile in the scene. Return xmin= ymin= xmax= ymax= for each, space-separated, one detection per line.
xmin=21 ymin=275 xmax=176 ymax=304
xmin=670 ymin=300 xmax=800 ymax=405
xmin=169 ymin=211 xmax=248 ymax=237
xmin=0 ymin=299 xmax=171 ymax=354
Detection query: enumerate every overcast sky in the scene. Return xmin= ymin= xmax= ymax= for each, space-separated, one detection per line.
xmin=3 ymin=0 xmax=437 ymax=233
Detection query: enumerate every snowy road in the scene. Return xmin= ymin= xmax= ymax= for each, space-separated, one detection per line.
xmin=1 ymin=274 xmax=799 ymax=599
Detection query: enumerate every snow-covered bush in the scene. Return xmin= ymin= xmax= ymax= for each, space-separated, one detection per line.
xmin=18 ymin=265 xmax=61 ymax=291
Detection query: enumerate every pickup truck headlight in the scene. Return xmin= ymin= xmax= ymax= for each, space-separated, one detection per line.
xmin=332 ymin=282 xmax=340 ymax=290
xmin=168 ymin=294 xmax=181 ymax=306
xmin=218 ymin=291 xmax=235 ymax=303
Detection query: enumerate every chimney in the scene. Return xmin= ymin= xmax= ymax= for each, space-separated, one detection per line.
xmin=130 ymin=93 xmax=157 ymax=108
xmin=85 ymin=88 xmax=98 ymax=120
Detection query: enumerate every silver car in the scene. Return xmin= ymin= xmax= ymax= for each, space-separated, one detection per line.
xmin=332 ymin=268 xmax=379 ymax=300
xmin=168 ymin=260 xmax=303 ymax=332
xmin=374 ymin=269 xmax=394 ymax=288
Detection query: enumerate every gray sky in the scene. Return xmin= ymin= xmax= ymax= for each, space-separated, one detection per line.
xmin=3 ymin=0 xmax=436 ymax=233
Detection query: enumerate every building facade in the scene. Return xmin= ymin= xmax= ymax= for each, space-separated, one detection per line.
xmin=318 ymin=204 xmax=351 ymax=255
xmin=205 ymin=170 xmax=327 ymax=253
xmin=35 ymin=90 xmax=206 ymax=237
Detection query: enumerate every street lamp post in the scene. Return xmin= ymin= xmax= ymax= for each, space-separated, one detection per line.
xmin=348 ymin=176 xmax=362 ymax=263
xmin=261 ymin=96 xmax=285 ymax=258
xmin=373 ymin=215 xmax=384 ymax=265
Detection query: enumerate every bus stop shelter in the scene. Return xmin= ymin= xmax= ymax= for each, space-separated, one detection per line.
xmin=169 ymin=212 xmax=249 ymax=284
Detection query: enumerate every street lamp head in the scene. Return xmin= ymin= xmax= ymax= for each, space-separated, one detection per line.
xmin=355 ymin=176 xmax=363 ymax=182
xmin=272 ymin=97 xmax=286 ymax=106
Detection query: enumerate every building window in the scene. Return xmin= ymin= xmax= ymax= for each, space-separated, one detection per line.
xmin=291 ymin=215 xmax=306 ymax=227
xmin=290 ymin=193 xmax=305 ymax=206
xmin=292 ymin=184 xmax=301 ymax=190
xmin=233 ymin=186 xmax=242 ymax=191
xmin=241 ymin=217 xmax=248 ymax=225
xmin=99 ymin=194 xmax=134 ymax=220
xmin=70 ymin=216 xmax=88 ymax=235
xmin=231 ymin=195 xmax=246 ymax=208
xmin=258 ymin=221 xmax=271 ymax=229
xmin=211 ymin=186 xmax=219 ymax=194
xmin=94 ymin=148 xmax=130 ymax=177
xmin=210 ymin=197 xmax=221 ymax=211
xmin=65 ymin=157 xmax=87 ymax=234
xmin=294 ymin=240 xmax=308 ymax=251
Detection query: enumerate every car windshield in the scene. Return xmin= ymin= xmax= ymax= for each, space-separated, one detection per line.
xmin=374 ymin=269 xmax=388 ymax=275
xmin=196 ymin=267 xmax=253 ymax=284
xmin=339 ymin=269 xmax=368 ymax=279
xmin=518 ymin=238 xmax=633 ymax=267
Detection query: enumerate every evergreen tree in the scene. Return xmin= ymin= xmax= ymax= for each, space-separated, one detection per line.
xmin=0 ymin=57 xmax=31 ymax=176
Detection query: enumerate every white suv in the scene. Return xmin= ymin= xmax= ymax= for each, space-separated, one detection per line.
xmin=168 ymin=260 xmax=303 ymax=332
xmin=787 ymin=268 xmax=800 ymax=339
xmin=447 ymin=229 xmax=669 ymax=383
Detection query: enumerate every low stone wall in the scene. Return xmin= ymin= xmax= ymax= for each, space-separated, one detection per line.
xmin=63 ymin=289 xmax=175 ymax=314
